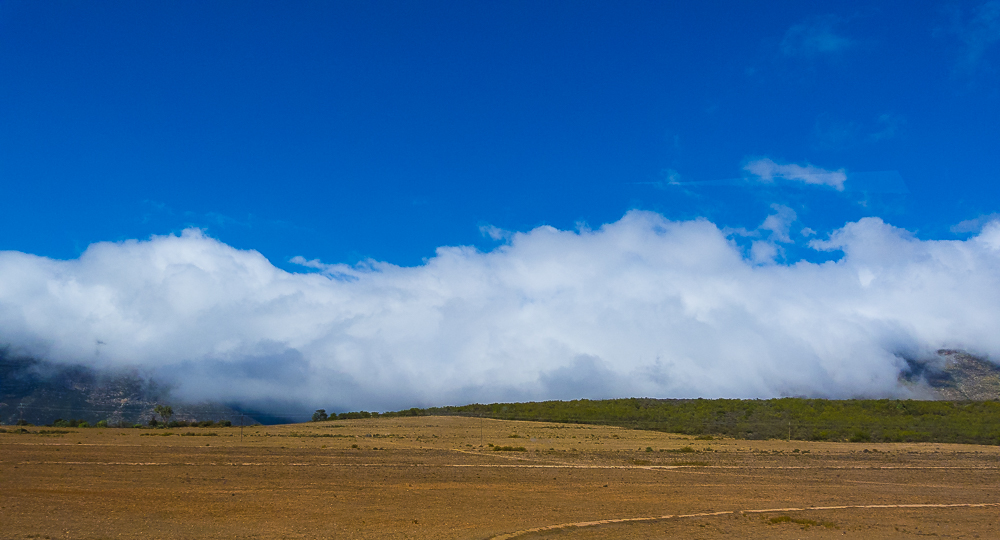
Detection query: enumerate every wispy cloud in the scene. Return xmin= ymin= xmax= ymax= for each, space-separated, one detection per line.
xmin=780 ymin=15 xmax=854 ymax=57
xmin=3 ymin=212 xmax=1000 ymax=413
xmin=948 ymin=0 xmax=1000 ymax=74
xmin=951 ymin=213 xmax=1000 ymax=234
xmin=868 ymin=113 xmax=905 ymax=142
xmin=744 ymin=157 xmax=847 ymax=190
xmin=812 ymin=113 xmax=906 ymax=150
xmin=759 ymin=204 xmax=797 ymax=244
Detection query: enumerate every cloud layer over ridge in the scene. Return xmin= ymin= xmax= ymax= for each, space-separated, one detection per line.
xmin=2 ymin=210 xmax=999 ymax=412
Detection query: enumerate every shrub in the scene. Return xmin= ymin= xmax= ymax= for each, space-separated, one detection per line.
xmin=95 ymin=420 xmax=108 ymax=428
xmin=849 ymin=430 xmax=871 ymax=443
xmin=78 ymin=421 xmax=90 ymax=428
xmin=492 ymin=445 xmax=527 ymax=452
xmin=219 ymin=420 xmax=232 ymax=427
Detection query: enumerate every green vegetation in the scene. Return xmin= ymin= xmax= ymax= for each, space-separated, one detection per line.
xmin=377 ymin=397 xmax=1000 ymax=445
xmin=154 ymin=404 xmax=174 ymax=425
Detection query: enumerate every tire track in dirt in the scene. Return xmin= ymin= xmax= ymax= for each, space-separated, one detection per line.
xmin=487 ymin=502 xmax=1000 ymax=539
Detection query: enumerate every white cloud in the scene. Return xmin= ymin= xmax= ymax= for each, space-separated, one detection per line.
xmin=759 ymin=204 xmax=797 ymax=243
xmin=745 ymin=157 xmax=847 ymax=190
xmin=750 ymin=240 xmax=780 ymax=265
xmin=2 ymin=212 xmax=1000 ymax=413
xmin=479 ymin=224 xmax=510 ymax=241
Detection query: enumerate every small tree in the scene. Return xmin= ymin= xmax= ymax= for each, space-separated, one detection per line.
xmin=312 ymin=409 xmax=328 ymax=422
xmin=154 ymin=405 xmax=173 ymax=425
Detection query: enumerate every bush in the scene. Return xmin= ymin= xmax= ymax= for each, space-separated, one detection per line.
xmin=219 ymin=420 xmax=232 ymax=427
xmin=78 ymin=421 xmax=90 ymax=428
xmin=849 ymin=430 xmax=871 ymax=443
xmin=95 ymin=420 xmax=108 ymax=428
xmin=312 ymin=409 xmax=328 ymax=422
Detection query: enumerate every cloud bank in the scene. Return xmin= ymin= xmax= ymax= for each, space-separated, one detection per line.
xmin=2 ymin=211 xmax=1000 ymax=413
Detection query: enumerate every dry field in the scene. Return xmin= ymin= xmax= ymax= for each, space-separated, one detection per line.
xmin=2 ymin=416 xmax=999 ymax=539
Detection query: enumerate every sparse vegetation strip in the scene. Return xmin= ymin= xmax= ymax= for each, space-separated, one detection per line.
xmin=375 ymin=398 xmax=1000 ymax=445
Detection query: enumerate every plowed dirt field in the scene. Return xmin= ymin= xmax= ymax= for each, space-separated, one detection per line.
xmin=2 ymin=416 xmax=998 ymax=539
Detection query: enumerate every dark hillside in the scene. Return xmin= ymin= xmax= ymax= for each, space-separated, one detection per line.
xmin=0 ymin=348 xmax=248 ymax=426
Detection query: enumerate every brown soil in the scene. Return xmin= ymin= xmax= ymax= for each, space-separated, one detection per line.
xmin=2 ymin=416 xmax=998 ymax=539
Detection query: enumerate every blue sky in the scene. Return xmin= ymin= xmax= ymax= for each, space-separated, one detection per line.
xmin=3 ymin=2 xmax=1000 ymax=412
xmin=3 ymin=0 xmax=998 ymax=267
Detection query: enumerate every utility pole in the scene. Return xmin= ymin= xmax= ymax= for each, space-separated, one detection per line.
xmin=17 ymin=402 xmax=25 ymax=425
xmin=480 ymin=416 xmax=484 ymax=447
xmin=240 ymin=414 xmax=245 ymax=444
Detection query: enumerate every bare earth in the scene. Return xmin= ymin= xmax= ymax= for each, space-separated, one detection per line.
xmin=2 ymin=416 xmax=998 ymax=539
